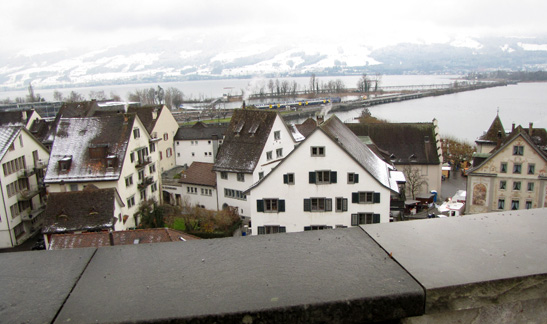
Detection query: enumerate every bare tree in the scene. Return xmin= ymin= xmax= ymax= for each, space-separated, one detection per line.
xmin=357 ymin=73 xmax=371 ymax=93
xmin=309 ymin=73 xmax=317 ymax=93
xmin=164 ymin=87 xmax=184 ymax=109
xmin=66 ymin=91 xmax=85 ymax=103
xmin=53 ymin=90 xmax=64 ymax=102
xmin=89 ymin=90 xmax=106 ymax=101
xmin=110 ymin=92 xmax=122 ymax=101
xmin=403 ymin=165 xmax=427 ymax=199
xmin=280 ymin=80 xmax=290 ymax=95
xmin=268 ymin=79 xmax=275 ymax=96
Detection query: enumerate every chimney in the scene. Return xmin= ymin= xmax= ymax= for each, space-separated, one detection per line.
xmin=152 ymin=110 xmax=158 ymax=120
xmin=109 ymin=232 xmax=115 ymax=246
xmin=316 ymin=115 xmax=324 ymax=125
xmin=21 ymin=110 xmax=28 ymax=121
xmin=242 ymin=100 xmax=246 ymax=110
xmin=512 ymin=123 xmax=515 ymax=132
xmin=529 ymin=122 xmax=533 ymax=136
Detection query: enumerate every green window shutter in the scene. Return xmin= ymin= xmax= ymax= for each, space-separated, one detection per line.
xmin=304 ymin=199 xmax=311 ymax=211
xmin=354 ymin=174 xmax=359 ymax=183
xmin=257 ymin=200 xmax=264 ymax=212
xmin=330 ymin=171 xmax=337 ymax=183
xmin=352 ymin=192 xmax=358 ymax=203
xmin=283 ymin=174 xmax=288 ymax=184
xmin=342 ymin=198 xmax=348 ymax=211
xmin=258 ymin=226 xmax=265 ymax=235
xmin=279 ymin=227 xmax=286 ymax=233
xmin=373 ymin=192 xmax=381 ymax=203
xmin=278 ymin=200 xmax=285 ymax=212
xmin=351 ymin=214 xmax=358 ymax=226
xmin=309 ymin=171 xmax=316 ymax=184
xmin=325 ymin=198 xmax=332 ymax=211
xmin=373 ymin=214 xmax=380 ymax=223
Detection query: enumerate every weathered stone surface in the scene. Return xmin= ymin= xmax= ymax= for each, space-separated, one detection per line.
xmin=362 ymin=209 xmax=547 ymax=313
xmin=54 ymin=228 xmax=424 ymax=323
xmin=0 ymin=248 xmax=96 ymax=324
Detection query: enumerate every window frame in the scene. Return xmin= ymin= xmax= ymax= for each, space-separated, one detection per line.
xmin=274 ymin=131 xmax=281 ymax=140
xmin=498 ymin=199 xmax=505 ymax=210
xmin=499 ymin=180 xmax=506 ymax=190
xmin=513 ymin=181 xmax=521 ymax=191
xmin=528 ymin=164 xmax=535 ymax=175
xmin=500 ymin=162 xmax=507 ymax=173
xmin=311 ymin=146 xmax=325 ymax=157
xmin=513 ymin=145 xmax=524 ymax=156
xmin=513 ymin=163 xmax=522 ymax=174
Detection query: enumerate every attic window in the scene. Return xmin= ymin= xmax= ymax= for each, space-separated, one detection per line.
xmin=248 ymin=123 xmax=259 ymax=135
xmin=133 ymin=239 xmax=140 ymax=245
xmin=390 ymin=154 xmax=397 ymax=162
xmin=106 ymin=154 xmax=117 ymax=168
xmin=424 ymin=136 xmax=429 ymax=143
xmin=409 ymin=154 xmax=417 ymax=162
xmin=59 ymin=156 xmax=72 ymax=171
xmin=234 ymin=121 xmax=245 ymax=135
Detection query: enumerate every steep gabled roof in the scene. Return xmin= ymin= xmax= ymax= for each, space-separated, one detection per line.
xmin=179 ymin=162 xmax=216 ymax=187
xmin=42 ymin=185 xmax=119 ymax=234
xmin=477 ymin=114 xmax=506 ymax=143
xmin=29 ymin=119 xmax=53 ymax=144
xmin=175 ymin=122 xmax=227 ymax=141
xmin=469 ymin=126 xmax=547 ymax=174
xmin=0 ymin=110 xmax=36 ymax=126
xmin=295 ymin=118 xmax=317 ymax=138
xmin=48 ymin=228 xmax=199 ymax=250
xmin=127 ymin=105 xmax=163 ymax=134
xmin=0 ymin=126 xmax=23 ymax=161
xmin=346 ymin=122 xmax=440 ymax=165
xmin=320 ymin=116 xmax=399 ymax=192
xmin=213 ymin=109 xmax=279 ymax=173
xmin=44 ymin=114 xmax=135 ymax=183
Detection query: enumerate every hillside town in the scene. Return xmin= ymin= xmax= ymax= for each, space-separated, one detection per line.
xmin=1 ymin=94 xmax=545 ymax=251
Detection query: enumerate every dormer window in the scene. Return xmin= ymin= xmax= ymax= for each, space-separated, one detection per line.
xmin=409 ymin=154 xmax=417 ymax=162
xmin=390 ymin=154 xmax=397 ymax=162
xmin=234 ymin=121 xmax=245 ymax=136
xmin=248 ymin=123 xmax=259 ymax=136
xmin=59 ymin=156 xmax=72 ymax=172
xmin=106 ymin=155 xmax=117 ymax=169
xmin=424 ymin=136 xmax=429 ymax=143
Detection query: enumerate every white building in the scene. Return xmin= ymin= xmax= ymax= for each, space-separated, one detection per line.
xmin=44 ymin=114 xmax=161 ymax=230
xmin=246 ymin=116 xmax=400 ymax=234
xmin=128 ymin=105 xmax=179 ymax=173
xmin=213 ymin=109 xmax=302 ymax=220
xmin=174 ymin=122 xmax=226 ymax=167
xmin=0 ymin=126 xmax=49 ymax=248
xmin=162 ymin=162 xmax=218 ymax=210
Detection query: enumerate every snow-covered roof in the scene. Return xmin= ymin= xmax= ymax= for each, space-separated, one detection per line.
xmin=44 ymin=115 xmax=134 ymax=183
xmin=0 ymin=126 xmax=22 ymax=161
xmin=289 ymin=124 xmax=305 ymax=142
xmin=320 ymin=116 xmax=399 ymax=192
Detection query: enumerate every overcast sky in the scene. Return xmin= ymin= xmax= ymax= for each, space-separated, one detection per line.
xmin=2 ymin=0 xmax=547 ymax=55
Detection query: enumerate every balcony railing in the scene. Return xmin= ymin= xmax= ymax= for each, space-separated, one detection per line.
xmin=138 ymin=176 xmax=154 ymax=189
xmin=21 ymin=204 xmax=45 ymax=221
xmin=17 ymin=186 xmax=40 ymax=201
xmin=17 ymin=167 xmax=35 ymax=179
xmin=135 ymin=156 xmax=152 ymax=168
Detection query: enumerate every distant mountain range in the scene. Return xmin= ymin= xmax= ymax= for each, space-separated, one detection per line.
xmin=1 ymin=36 xmax=547 ymax=90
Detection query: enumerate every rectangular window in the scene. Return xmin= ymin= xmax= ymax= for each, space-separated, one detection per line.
xmin=266 ymin=151 xmax=272 ymax=160
xmin=237 ymin=173 xmax=245 ymax=182
xmin=201 ymin=188 xmax=212 ymax=196
xmin=149 ymin=143 xmax=156 ymax=153
xmin=513 ymin=145 xmax=524 ymax=155
xmin=10 ymin=203 xmax=20 ymax=219
xmin=351 ymin=213 xmax=380 ymax=226
xmin=513 ymin=181 xmax=521 ymax=191
xmin=283 ymin=173 xmax=295 ymax=185
xmin=513 ymin=163 xmax=522 ymax=174
xmin=335 ymin=197 xmax=348 ymax=212
xmin=224 ymin=188 xmax=246 ymax=200
xmin=274 ymin=131 xmax=281 ymax=140
xmin=498 ymin=199 xmax=505 ymax=210
xmin=163 ymin=133 xmax=168 ymax=141
xmin=347 ymin=173 xmax=359 ymax=184
xmin=528 ymin=182 xmax=534 ymax=191
xmin=127 ymin=195 xmax=135 ymax=208
xmin=528 ymin=164 xmax=535 ymax=175
xmin=499 ymin=181 xmax=506 ymax=190
xmin=303 ymin=198 xmax=332 ymax=212
xmin=133 ymin=128 xmax=140 ymax=139
xmin=151 ymin=182 xmax=157 ymax=193
xmin=311 ymin=146 xmax=325 ymax=157
xmin=70 ymin=184 xmax=78 ymax=191
xmin=511 ymin=200 xmax=519 ymax=210
xmin=276 ymin=148 xmax=283 ymax=158
xmin=303 ymin=225 xmax=332 ymax=231
xmin=264 ymin=199 xmax=279 ymax=212
xmin=526 ymin=201 xmax=533 ymax=209
xmin=130 ymin=152 xmax=135 ymax=163
xmin=125 ymin=175 xmax=133 ymax=187
xmin=220 ymin=172 xmax=228 ymax=180
xmin=257 ymin=226 xmax=286 ymax=235
xmin=500 ymin=162 xmax=507 ymax=173
xmin=149 ymin=163 xmax=156 ymax=174
xmin=259 ymin=172 xmax=264 ymax=180
xmin=309 ymin=170 xmax=337 ymax=184
xmin=140 ymin=189 xmax=146 ymax=201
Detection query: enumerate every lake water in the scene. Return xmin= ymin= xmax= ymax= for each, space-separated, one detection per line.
xmin=1 ymin=75 xmax=545 ymax=143
xmin=326 ymin=82 xmax=547 ymax=143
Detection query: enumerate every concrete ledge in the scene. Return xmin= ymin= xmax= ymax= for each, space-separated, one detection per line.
xmin=54 ymin=228 xmax=423 ymax=323
xmin=363 ymin=209 xmax=547 ymax=320
xmin=0 ymin=248 xmax=96 ymax=324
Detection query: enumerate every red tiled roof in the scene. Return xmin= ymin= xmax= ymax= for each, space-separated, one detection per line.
xmin=49 ymin=228 xmax=199 ymax=250
xmin=179 ymin=162 xmax=216 ymax=187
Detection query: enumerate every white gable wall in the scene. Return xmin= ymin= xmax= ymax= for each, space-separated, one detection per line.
xmin=153 ymin=106 xmax=179 ymax=173
xmin=216 ymin=115 xmax=296 ymax=219
xmin=0 ymin=129 xmax=49 ymax=248
xmin=249 ymin=129 xmax=391 ymax=234
xmin=175 ymin=138 xmax=219 ymax=167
